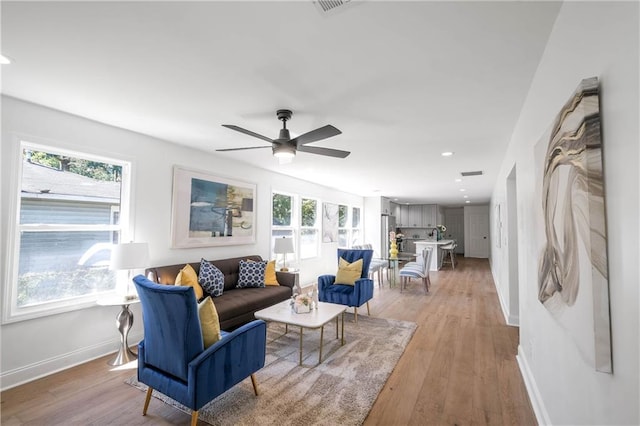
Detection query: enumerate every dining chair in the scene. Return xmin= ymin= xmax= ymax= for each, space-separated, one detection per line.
xmin=398 ymin=247 xmax=432 ymax=293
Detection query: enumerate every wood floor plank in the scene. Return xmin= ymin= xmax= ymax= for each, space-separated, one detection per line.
xmin=1 ymin=257 xmax=536 ymax=425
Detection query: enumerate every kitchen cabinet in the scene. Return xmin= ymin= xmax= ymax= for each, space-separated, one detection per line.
xmin=436 ymin=205 xmax=444 ymax=226
xmin=408 ymin=205 xmax=422 ymax=227
xmin=398 ymin=205 xmax=410 ymax=227
xmin=381 ymin=197 xmax=392 ymax=215
xmin=422 ymin=204 xmax=436 ymax=227
xmin=392 ymin=202 xmax=401 ymax=220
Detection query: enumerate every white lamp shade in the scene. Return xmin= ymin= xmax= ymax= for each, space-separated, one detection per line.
xmin=273 ymin=237 xmax=294 ymax=254
xmin=110 ymin=242 xmax=149 ymax=271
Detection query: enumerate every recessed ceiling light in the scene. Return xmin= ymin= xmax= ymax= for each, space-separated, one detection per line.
xmin=463 ymin=195 xmax=468 ymax=198
xmin=459 ymin=188 xmax=466 ymax=192
xmin=465 ymin=200 xmax=471 ymax=203
xmin=0 ymin=54 xmax=12 ymax=65
xmin=454 ymin=178 xmax=462 ymax=182
xmin=441 ymin=151 xmax=454 ymax=157
xmin=372 ymin=189 xmax=381 ymax=193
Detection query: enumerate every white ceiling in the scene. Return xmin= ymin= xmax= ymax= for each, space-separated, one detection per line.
xmin=1 ymin=1 xmax=562 ymax=206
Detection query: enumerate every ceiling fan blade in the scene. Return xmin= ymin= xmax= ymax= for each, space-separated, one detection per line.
xmin=291 ymin=125 xmax=341 ymax=146
xmin=297 ymin=145 xmax=351 ymax=158
xmin=216 ymin=146 xmax=272 ymax=152
xmin=222 ymin=124 xmax=274 ymax=144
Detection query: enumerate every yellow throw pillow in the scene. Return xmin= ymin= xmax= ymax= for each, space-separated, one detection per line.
xmin=335 ymin=258 xmax=363 ymax=285
xmin=175 ymin=264 xmax=204 ymax=300
xmin=264 ymin=260 xmax=279 ymax=286
xmin=197 ymin=296 xmax=221 ymax=348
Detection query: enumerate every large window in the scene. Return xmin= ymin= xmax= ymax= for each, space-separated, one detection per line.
xmin=338 ymin=204 xmax=349 ymax=247
xmin=271 ymin=192 xmax=295 ymax=260
xmin=5 ymin=142 xmax=130 ymax=322
xmin=351 ymin=206 xmax=362 ymax=246
xmin=300 ymin=198 xmax=319 ymax=259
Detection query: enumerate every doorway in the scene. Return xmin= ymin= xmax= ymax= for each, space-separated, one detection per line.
xmin=506 ymin=166 xmax=520 ymax=325
xmin=443 ymin=208 xmax=464 ymax=254
xmin=464 ymin=205 xmax=490 ymax=258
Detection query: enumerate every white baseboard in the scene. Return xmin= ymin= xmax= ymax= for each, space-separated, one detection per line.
xmin=490 ymin=268 xmax=520 ymax=326
xmin=517 ymin=345 xmax=551 ymax=426
xmin=0 ymin=331 xmax=143 ymax=391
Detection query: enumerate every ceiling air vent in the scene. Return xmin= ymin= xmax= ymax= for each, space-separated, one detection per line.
xmin=461 ymin=171 xmax=483 ymax=177
xmin=313 ymin=0 xmax=353 ymax=14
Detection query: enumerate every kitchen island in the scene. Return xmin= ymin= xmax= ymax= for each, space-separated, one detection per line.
xmin=415 ymin=239 xmax=454 ymax=271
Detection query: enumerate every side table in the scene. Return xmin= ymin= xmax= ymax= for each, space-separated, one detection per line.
xmin=97 ymin=295 xmax=140 ymax=366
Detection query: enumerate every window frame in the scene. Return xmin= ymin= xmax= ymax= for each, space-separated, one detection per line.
xmin=270 ymin=190 xmax=297 ymax=262
xmin=299 ymin=197 xmax=320 ymax=259
xmin=3 ymin=139 xmax=132 ymax=323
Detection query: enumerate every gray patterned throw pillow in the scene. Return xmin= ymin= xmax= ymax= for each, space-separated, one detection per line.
xmin=199 ymin=259 xmax=225 ymax=297
xmin=237 ymin=259 xmax=267 ymax=288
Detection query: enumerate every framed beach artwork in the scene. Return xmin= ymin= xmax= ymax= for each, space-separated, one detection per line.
xmin=171 ymin=166 xmax=256 ymax=248
xmin=534 ymin=77 xmax=612 ymax=373
xmin=322 ymin=202 xmax=339 ymax=243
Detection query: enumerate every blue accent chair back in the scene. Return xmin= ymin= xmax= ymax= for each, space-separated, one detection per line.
xmin=133 ymin=275 xmax=267 ymax=426
xmin=317 ymin=249 xmax=374 ymax=322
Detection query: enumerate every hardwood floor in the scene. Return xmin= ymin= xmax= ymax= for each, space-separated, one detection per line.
xmin=1 ymin=256 xmax=536 ymax=425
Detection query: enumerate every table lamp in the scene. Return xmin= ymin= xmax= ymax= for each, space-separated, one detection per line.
xmin=110 ymin=242 xmax=150 ymax=298
xmin=274 ymin=237 xmax=294 ymax=271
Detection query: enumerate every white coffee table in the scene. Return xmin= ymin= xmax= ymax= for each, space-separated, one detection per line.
xmin=254 ymin=300 xmax=347 ymax=366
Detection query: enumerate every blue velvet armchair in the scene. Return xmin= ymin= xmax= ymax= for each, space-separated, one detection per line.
xmin=318 ymin=249 xmax=374 ymax=322
xmin=132 ymin=275 xmax=266 ymax=426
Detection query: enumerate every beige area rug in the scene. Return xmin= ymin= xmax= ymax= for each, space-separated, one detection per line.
xmin=126 ymin=313 xmax=416 ymax=425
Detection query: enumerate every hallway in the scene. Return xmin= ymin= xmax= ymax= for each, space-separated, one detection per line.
xmin=365 ymin=256 xmax=536 ymax=425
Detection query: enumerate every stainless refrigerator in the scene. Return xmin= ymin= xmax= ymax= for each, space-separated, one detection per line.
xmin=381 ymin=215 xmax=397 ymax=259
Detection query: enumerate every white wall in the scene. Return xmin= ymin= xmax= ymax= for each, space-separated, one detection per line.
xmin=490 ymin=2 xmax=639 ymax=424
xmin=0 ymin=96 xmax=362 ymax=390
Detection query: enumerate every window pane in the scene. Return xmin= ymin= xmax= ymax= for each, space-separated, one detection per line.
xmin=352 ymin=207 xmax=361 ymax=228
xmin=15 ymin=147 xmax=125 ymax=311
xmin=300 ymin=229 xmax=318 ymax=259
xmin=301 ymin=198 xmax=317 ymax=226
xmin=338 ymin=205 xmax=348 ymax=227
xmin=338 ymin=229 xmax=349 ymax=248
xmin=272 ymin=193 xmax=292 ymax=226
xmin=18 ymin=231 xmax=116 ymax=307
xmin=352 ymin=229 xmax=361 ymax=247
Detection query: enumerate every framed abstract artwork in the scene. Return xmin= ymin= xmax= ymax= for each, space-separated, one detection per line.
xmin=171 ymin=166 xmax=256 ymax=248
xmin=322 ymin=202 xmax=339 ymax=243
xmin=534 ymin=77 xmax=612 ymax=373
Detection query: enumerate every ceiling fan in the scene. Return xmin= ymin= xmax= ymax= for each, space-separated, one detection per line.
xmin=218 ymin=109 xmax=350 ymax=160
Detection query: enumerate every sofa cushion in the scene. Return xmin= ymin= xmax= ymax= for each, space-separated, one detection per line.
xmin=214 ymin=286 xmax=292 ymax=330
xmin=264 ymin=260 xmax=279 ymax=286
xmin=237 ymin=259 xmax=267 ymax=288
xmin=199 ymin=258 xmax=225 ymax=297
xmin=175 ymin=264 xmax=204 ymax=300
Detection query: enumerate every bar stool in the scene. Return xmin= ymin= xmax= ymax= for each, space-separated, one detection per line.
xmin=441 ymin=241 xmax=457 ymax=269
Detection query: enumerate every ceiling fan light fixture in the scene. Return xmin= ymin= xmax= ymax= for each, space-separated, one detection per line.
xmin=273 ymin=144 xmax=296 ymax=160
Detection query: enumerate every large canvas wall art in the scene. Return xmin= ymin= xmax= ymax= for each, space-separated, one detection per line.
xmin=322 ymin=202 xmax=339 ymax=243
xmin=534 ymin=77 xmax=612 ymax=373
xmin=171 ymin=167 xmax=256 ymax=248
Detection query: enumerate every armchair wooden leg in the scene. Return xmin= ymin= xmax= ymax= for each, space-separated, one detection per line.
xmin=366 ymin=301 xmax=370 ymax=316
xmin=354 ymin=307 xmax=358 ymax=323
xmin=143 ymin=387 xmax=153 ymax=415
xmin=250 ymin=373 xmax=259 ymax=396
xmin=191 ymin=411 xmax=199 ymax=426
